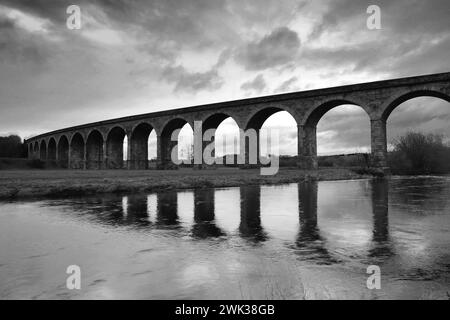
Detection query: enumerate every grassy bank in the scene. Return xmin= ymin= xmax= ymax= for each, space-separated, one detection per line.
xmin=0 ymin=168 xmax=369 ymax=200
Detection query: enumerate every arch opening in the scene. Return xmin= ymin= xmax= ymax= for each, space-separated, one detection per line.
xmin=382 ymin=90 xmax=450 ymax=122
xmin=215 ymin=117 xmax=240 ymax=163
xmin=130 ymin=123 xmax=154 ymax=169
xmin=70 ymin=133 xmax=85 ymax=169
xmin=39 ymin=140 xmax=47 ymax=160
xmin=160 ymin=118 xmax=192 ymax=168
xmin=246 ymin=108 xmax=298 ymax=167
xmin=386 ymin=95 xmax=450 ymax=174
xmin=58 ymin=135 xmax=69 ymax=168
xmin=301 ymin=101 xmax=369 ymax=169
xmin=316 ymin=104 xmax=371 ymax=168
xmin=203 ymin=113 xmax=240 ymax=165
xmin=106 ymin=127 xmax=127 ymax=169
xmin=86 ymin=130 xmax=104 ymax=170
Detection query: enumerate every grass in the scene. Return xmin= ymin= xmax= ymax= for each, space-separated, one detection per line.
xmin=0 ymin=167 xmax=369 ymax=200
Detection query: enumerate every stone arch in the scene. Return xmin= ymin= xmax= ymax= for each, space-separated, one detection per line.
xmin=369 ymin=89 xmax=450 ymax=169
xmin=381 ymin=89 xmax=450 ymax=122
xmin=47 ymin=137 xmax=57 ymax=161
xmin=70 ymin=132 xmax=85 ymax=169
xmin=57 ymin=135 xmax=69 ymax=168
xmin=202 ymin=112 xmax=241 ymax=131
xmin=302 ymin=99 xmax=368 ymax=127
xmin=201 ymin=113 xmax=241 ymax=161
xmin=39 ymin=140 xmax=47 ymax=160
xmin=299 ymin=99 xmax=370 ymax=169
xmin=160 ymin=118 xmax=192 ymax=168
xmin=86 ymin=130 xmax=104 ymax=169
xmin=106 ymin=126 xmax=127 ymax=169
xmin=130 ymin=122 xmax=154 ymax=169
xmin=245 ymin=106 xmax=298 ymax=130
xmin=244 ymin=107 xmax=299 ymax=164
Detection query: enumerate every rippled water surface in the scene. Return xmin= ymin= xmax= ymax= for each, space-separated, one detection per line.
xmin=1 ymin=177 xmax=449 ymax=299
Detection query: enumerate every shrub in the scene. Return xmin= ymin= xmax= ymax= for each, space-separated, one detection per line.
xmin=388 ymin=132 xmax=450 ymax=175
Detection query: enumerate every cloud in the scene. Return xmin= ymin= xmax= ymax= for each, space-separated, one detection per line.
xmin=236 ymin=27 xmax=301 ymax=71
xmin=161 ymin=65 xmax=224 ymax=93
xmin=274 ymin=76 xmax=299 ymax=93
xmin=0 ymin=0 xmax=449 ymax=157
xmin=240 ymin=74 xmax=267 ymax=94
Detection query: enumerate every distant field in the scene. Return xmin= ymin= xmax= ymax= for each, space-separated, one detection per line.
xmin=0 ymin=168 xmax=367 ymax=200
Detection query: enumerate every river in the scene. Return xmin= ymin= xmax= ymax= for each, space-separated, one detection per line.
xmin=0 ymin=176 xmax=449 ymax=299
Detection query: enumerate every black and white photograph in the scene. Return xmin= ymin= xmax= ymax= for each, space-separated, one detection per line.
xmin=0 ymin=0 xmax=449 ymax=308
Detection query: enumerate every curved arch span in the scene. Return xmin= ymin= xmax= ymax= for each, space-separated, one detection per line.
xmin=382 ymin=90 xmax=450 ymax=121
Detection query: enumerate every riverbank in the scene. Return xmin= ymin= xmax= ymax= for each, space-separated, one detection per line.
xmin=0 ymin=168 xmax=369 ymax=200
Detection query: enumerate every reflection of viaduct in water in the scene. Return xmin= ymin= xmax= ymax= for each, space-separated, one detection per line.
xmin=61 ymin=181 xmax=391 ymax=258
xmin=26 ymin=73 xmax=450 ymax=170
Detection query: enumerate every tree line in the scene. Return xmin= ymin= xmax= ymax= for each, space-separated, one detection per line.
xmin=0 ymin=135 xmax=27 ymax=158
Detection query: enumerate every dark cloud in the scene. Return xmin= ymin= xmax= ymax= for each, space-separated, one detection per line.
xmin=0 ymin=0 xmax=69 ymax=23
xmin=304 ymin=0 xmax=450 ymax=78
xmin=240 ymin=74 xmax=266 ymax=94
xmin=236 ymin=27 xmax=301 ymax=71
xmin=0 ymin=15 xmax=49 ymax=64
xmin=161 ymin=65 xmax=224 ymax=93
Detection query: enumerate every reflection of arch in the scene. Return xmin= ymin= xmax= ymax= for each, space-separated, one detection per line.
xmin=300 ymin=100 xmax=369 ymax=169
xmin=368 ymin=179 xmax=393 ymax=259
xmin=130 ymin=122 xmax=154 ymax=169
xmin=192 ymin=189 xmax=225 ymax=238
xmin=124 ymin=195 xmax=151 ymax=226
xmin=106 ymin=126 xmax=127 ymax=169
xmin=86 ymin=130 xmax=104 ymax=169
xmin=382 ymin=90 xmax=450 ymax=121
xmin=239 ymin=185 xmax=267 ymax=243
xmin=39 ymin=140 xmax=47 ymax=160
xmin=371 ymin=179 xmax=389 ymax=242
xmin=47 ymin=137 xmax=57 ymax=161
xmin=156 ymin=192 xmax=179 ymax=226
xmin=295 ymin=181 xmax=337 ymax=264
xmin=160 ymin=118 xmax=191 ymax=169
xmin=70 ymin=132 xmax=85 ymax=169
xmin=58 ymin=135 xmax=69 ymax=168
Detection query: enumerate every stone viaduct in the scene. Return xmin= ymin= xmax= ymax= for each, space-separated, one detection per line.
xmin=25 ymin=72 xmax=450 ymax=171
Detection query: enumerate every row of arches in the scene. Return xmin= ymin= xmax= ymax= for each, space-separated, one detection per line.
xmin=28 ymin=90 xmax=450 ymax=170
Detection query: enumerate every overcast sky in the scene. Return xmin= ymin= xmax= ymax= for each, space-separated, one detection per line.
xmin=0 ymin=0 xmax=449 ymax=155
